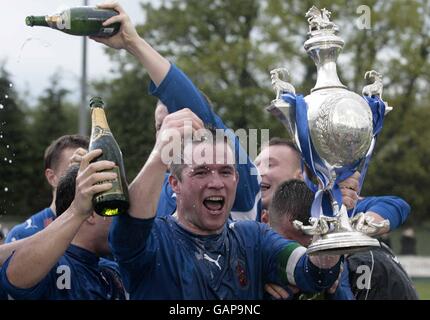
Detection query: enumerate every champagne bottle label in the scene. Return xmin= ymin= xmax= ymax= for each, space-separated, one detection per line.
xmin=45 ymin=9 xmax=71 ymax=30
xmin=91 ymin=126 xmax=111 ymax=142
xmin=94 ymin=166 xmax=124 ymax=200
xmin=58 ymin=9 xmax=71 ymax=30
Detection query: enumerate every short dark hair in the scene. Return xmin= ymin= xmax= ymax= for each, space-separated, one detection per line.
xmin=169 ymin=125 xmax=235 ymax=181
xmin=55 ymin=165 xmax=80 ymax=216
xmin=269 ymin=179 xmax=314 ymax=225
xmin=44 ymin=135 xmax=89 ymax=171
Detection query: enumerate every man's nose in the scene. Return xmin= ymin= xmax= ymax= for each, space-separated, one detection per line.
xmin=208 ymin=171 xmax=224 ymax=189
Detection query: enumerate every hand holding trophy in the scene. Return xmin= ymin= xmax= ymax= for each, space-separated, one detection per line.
xmin=267 ymin=6 xmax=392 ymax=255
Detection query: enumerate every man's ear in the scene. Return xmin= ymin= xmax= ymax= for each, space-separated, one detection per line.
xmin=45 ymin=168 xmax=57 ymax=188
xmin=169 ymin=175 xmax=181 ymax=194
xmin=294 ymin=168 xmax=304 ymax=181
xmin=261 ymin=209 xmax=270 ymax=225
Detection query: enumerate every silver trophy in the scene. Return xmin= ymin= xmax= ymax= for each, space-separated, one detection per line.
xmin=267 ymin=6 xmax=391 ymax=255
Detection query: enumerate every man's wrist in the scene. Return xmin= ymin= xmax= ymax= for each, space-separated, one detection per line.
xmin=67 ymin=202 xmax=92 ymax=223
xmin=148 ymin=148 xmax=169 ymax=171
xmin=126 ymin=36 xmax=147 ymax=57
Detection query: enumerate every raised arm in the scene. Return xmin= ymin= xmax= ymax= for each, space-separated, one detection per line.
xmin=128 ymin=109 xmax=203 ymax=219
xmin=3 ymin=150 xmax=116 ymax=289
xmin=90 ymin=2 xmax=170 ymax=87
xmin=91 ymin=2 xmax=261 ymax=221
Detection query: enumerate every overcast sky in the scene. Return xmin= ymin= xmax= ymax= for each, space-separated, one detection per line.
xmin=1 ymin=0 xmax=148 ymax=105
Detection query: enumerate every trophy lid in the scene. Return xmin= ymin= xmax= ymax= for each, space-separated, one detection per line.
xmin=304 ymin=6 xmax=346 ymax=91
xmin=304 ymin=6 xmax=344 ymax=50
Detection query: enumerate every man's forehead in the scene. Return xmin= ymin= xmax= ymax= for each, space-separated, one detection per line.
xmin=184 ymin=162 xmax=236 ymax=171
xmin=259 ymin=145 xmax=295 ymax=160
xmin=255 ymin=147 xmax=272 ymax=163
xmin=183 ymin=141 xmax=235 ymax=165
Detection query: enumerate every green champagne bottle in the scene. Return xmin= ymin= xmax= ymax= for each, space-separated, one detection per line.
xmin=89 ymin=97 xmax=129 ymax=216
xmin=25 ymin=6 xmax=120 ymax=37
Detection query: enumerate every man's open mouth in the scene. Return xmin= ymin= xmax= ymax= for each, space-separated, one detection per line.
xmin=203 ymin=196 xmax=225 ymax=211
xmin=260 ymin=182 xmax=271 ymax=192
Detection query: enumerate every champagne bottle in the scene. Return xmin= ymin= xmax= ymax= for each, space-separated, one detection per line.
xmin=25 ymin=6 xmax=120 ymax=37
xmin=89 ymin=97 xmax=129 ymax=216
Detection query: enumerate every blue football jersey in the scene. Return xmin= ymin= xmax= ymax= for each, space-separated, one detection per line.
xmin=5 ymin=207 xmax=55 ymax=243
xmin=110 ymin=214 xmax=340 ymax=300
xmin=0 ymin=245 xmax=125 ymax=300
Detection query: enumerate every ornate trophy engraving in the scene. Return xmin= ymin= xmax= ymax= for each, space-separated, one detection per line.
xmin=267 ymin=6 xmax=392 ymax=255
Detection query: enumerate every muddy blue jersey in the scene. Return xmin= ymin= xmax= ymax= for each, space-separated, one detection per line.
xmin=110 ymin=214 xmax=341 ymax=300
xmin=0 ymin=245 xmax=125 ymax=300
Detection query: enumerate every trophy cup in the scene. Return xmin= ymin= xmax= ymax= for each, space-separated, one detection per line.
xmin=267 ymin=6 xmax=392 ymax=255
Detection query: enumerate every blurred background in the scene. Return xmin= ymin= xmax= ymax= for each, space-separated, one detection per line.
xmin=0 ymin=0 xmax=429 ymax=297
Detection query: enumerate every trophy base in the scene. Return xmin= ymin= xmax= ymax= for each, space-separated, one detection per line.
xmin=307 ymin=231 xmax=380 ymax=256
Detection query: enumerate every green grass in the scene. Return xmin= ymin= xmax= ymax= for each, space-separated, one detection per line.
xmin=414 ymin=278 xmax=430 ymax=300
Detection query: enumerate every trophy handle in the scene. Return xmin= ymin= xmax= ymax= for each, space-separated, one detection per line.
xmin=270 ymin=68 xmax=296 ymax=98
xmin=350 ymin=212 xmax=390 ymax=236
xmin=362 ymin=70 xmax=383 ymax=98
xmin=293 ymin=216 xmax=337 ymax=236
xmin=362 ymin=70 xmax=393 ymax=115
xmin=266 ymin=67 xmax=297 ymax=139
xmin=266 ymin=101 xmax=296 ymax=140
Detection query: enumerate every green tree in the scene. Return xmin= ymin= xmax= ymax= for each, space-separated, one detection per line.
xmin=24 ymin=73 xmax=78 ymax=216
xmin=0 ymin=66 xmax=33 ymax=218
xmin=140 ymin=0 xmax=284 ymax=134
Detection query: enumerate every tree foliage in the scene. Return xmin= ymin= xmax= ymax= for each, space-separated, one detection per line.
xmin=0 ymin=67 xmax=33 ymax=218
xmin=24 ymin=73 xmax=78 ymax=213
xmin=0 ymin=69 xmax=77 ymax=219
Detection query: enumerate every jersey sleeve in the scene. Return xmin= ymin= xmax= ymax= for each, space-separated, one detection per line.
xmin=149 ymin=64 xmax=261 ymax=221
xmin=260 ymin=224 xmax=341 ymax=293
xmin=0 ymin=252 xmax=57 ymax=300
xmin=109 ymin=214 xmax=158 ymax=294
xmin=355 ymin=196 xmax=410 ymax=230
xmin=4 ymin=224 xmax=26 ymax=243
